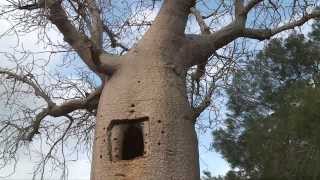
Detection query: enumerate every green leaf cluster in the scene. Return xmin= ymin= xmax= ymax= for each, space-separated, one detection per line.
xmin=213 ymin=21 xmax=320 ymax=179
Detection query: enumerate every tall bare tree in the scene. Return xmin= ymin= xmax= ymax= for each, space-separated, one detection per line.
xmin=0 ymin=0 xmax=319 ymax=179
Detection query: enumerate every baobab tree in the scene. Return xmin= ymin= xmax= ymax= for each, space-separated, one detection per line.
xmin=0 ymin=0 xmax=319 ymax=179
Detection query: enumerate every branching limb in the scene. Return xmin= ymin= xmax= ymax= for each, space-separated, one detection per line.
xmin=190 ymin=7 xmax=210 ymax=34
xmin=243 ymin=0 xmax=264 ymax=14
xmin=33 ymin=115 xmax=74 ymax=180
xmin=49 ymin=88 xmax=100 ymax=117
xmin=191 ymin=80 xmax=215 ymax=120
xmin=17 ymin=0 xmax=119 ymax=78
xmin=22 ymin=87 xmax=100 ymax=141
xmin=185 ymin=7 xmax=320 ymax=69
xmin=243 ymin=9 xmax=320 ymax=40
xmin=47 ymin=1 xmax=112 ymax=77
xmin=190 ymin=7 xmax=211 ymax=95
xmin=103 ymin=24 xmax=129 ymax=51
xmin=15 ymin=88 xmax=100 ymax=141
xmin=0 ymin=69 xmax=101 ymax=141
xmin=0 ymin=69 xmax=54 ymax=107
xmin=234 ymin=0 xmax=245 ymax=18
xmin=86 ymin=0 xmax=104 ymax=49
xmin=190 ymin=48 xmax=237 ymax=121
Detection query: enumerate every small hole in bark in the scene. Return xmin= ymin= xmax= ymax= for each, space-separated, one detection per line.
xmin=137 ymin=80 xmax=141 ymax=83
xmin=113 ymin=138 xmax=117 ymax=141
xmin=129 ymin=109 xmax=135 ymax=113
xmin=161 ymin=130 xmax=165 ymax=134
xmin=115 ymin=173 xmax=126 ymax=177
xmin=131 ymin=104 xmax=135 ymax=107
xmin=158 ymin=142 xmax=161 ymax=145
xmin=157 ymin=120 xmax=161 ymax=123
xmin=100 ymin=155 xmax=102 ymax=159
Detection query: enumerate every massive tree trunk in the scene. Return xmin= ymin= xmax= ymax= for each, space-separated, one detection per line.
xmin=89 ymin=1 xmax=202 ymax=179
xmin=90 ymin=48 xmax=200 ymax=179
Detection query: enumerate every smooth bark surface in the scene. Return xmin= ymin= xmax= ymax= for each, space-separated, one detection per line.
xmin=91 ymin=50 xmax=200 ymax=179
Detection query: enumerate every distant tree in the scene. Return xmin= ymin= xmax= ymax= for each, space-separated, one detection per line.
xmin=213 ymin=21 xmax=320 ymax=179
xmin=201 ymin=170 xmax=244 ymax=180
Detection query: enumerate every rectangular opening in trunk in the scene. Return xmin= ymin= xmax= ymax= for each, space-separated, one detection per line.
xmin=107 ymin=117 xmax=149 ymax=161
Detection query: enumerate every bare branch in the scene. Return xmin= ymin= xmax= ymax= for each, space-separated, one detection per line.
xmin=0 ymin=69 xmax=54 ymax=107
xmin=190 ymin=49 xmax=237 ymax=120
xmin=23 ymin=88 xmax=100 ymax=141
xmin=23 ymin=109 xmax=48 ymax=141
xmin=189 ymin=7 xmax=211 ymax=95
xmin=0 ymin=68 xmax=100 ymax=141
xmin=87 ymin=0 xmax=103 ymax=49
xmin=47 ymin=1 xmax=106 ymax=75
xmin=33 ymin=115 xmax=74 ymax=180
xmin=48 ymin=88 xmax=101 ymax=117
xmin=202 ymin=3 xmax=223 ymax=19
xmin=243 ymin=0 xmax=264 ymax=14
xmin=16 ymin=0 xmax=118 ymax=77
xmin=243 ymin=10 xmax=320 ymax=40
xmin=185 ymin=8 xmax=320 ymax=68
xmin=235 ymin=0 xmax=245 ymax=18
xmin=103 ymin=24 xmax=129 ymax=51
xmin=191 ymin=80 xmax=215 ymax=120
xmin=190 ymin=7 xmax=210 ymax=34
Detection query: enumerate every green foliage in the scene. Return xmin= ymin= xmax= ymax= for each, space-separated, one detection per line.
xmin=201 ymin=170 xmax=244 ymax=180
xmin=213 ymin=21 xmax=320 ymax=179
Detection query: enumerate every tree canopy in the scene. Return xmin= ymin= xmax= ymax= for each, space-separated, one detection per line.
xmin=213 ymin=21 xmax=320 ymax=179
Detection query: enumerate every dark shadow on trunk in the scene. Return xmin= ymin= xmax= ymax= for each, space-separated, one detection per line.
xmin=122 ymin=124 xmax=144 ymax=160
